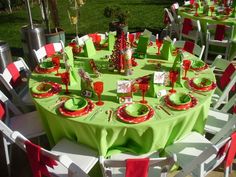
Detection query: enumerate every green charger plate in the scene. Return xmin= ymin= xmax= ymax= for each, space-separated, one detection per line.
xmin=125 ymin=103 xmax=149 ymax=118
xmin=64 ymin=97 xmax=88 ymax=111
xmin=32 ymin=82 xmax=52 ymax=94
xmin=169 ymin=93 xmax=191 ymax=106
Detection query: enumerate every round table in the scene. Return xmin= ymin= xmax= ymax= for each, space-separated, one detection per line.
xmin=178 ymin=6 xmax=236 ymax=60
xmin=29 ymin=43 xmax=215 ymax=156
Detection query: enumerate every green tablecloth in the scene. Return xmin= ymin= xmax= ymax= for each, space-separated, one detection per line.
xmin=29 ymin=45 xmax=215 ymax=157
xmin=178 ymin=6 xmax=236 ymax=60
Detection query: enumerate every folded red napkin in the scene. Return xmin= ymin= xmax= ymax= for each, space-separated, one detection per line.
xmin=136 ymin=32 xmax=141 ymax=39
xmin=25 ymin=141 xmax=57 ymax=177
xmin=182 ymin=18 xmax=193 ymax=35
xmin=214 ymin=24 xmax=226 ymax=41
xmin=125 ymin=158 xmax=149 ymax=177
xmin=220 ymin=63 xmax=236 ymax=92
xmin=190 ymin=0 xmax=195 ymax=5
xmin=45 ymin=43 xmax=56 ymax=57
xmin=7 ymin=63 xmax=21 ymax=85
xmin=163 ymin=11 xmax=170 ymax=25
xmin=183 ymin=41 xmax=195 ymax=54
xmin=225 ymin=132 xmax=236 ymax=167
xmin=0 ymin=102 xmax=5 ymax=120
xmin=95 ymin=34 xmax=101 ymax=44
xmin=88 ymin=33 xmax=97 ymax=43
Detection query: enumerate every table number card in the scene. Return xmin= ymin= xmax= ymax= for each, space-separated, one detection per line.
xmin=117 ymin=80 xmax=132 ymax=103
xmin=83 ymin=38 xmax=96 ymax=57
xmin=153 ymin=72 xmax=165 ymax=84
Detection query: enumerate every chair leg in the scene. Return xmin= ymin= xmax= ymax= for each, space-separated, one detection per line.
xmin=3 ymin=137 xmax=11 ymax=177
xmin=204 ymin=43 xmax=209 ymax=63
xmin=224 ymin=166 xmax=229 ymax=177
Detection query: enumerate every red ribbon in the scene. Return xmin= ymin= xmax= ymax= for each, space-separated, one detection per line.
xmin=182 ymin=18 xmax=193 ymax=35
xmin=163 ymin=10 xmax=171 ymax=25
xmin=214 ymin=24 xmax=226 ymax=41
xmin=183 ymin=41 xmax=195 ymax=54
xmin=44 ymin=43 xmax=56 ymax=57
xmin=125 ymin=158 xmax=149 ymax=177
xmin=220 ymin=63 xmax=236 ymax=92
xmin=7 ymin=63 xmax=21 ymax=86
xmin=225 ymin=132 xmax=236 ymax=167
xmin=0 ymin=101 xmax=5 ymax=120
xmin=25 ymin=141 xmax=58 ymax=177
xmin=190 ymin=0 xmax=195 ymax=5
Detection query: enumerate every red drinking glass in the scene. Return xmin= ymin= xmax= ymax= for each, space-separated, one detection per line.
xmin=194 ymin=3 xmax=199 ymax=16
xmin=52 ymin=57 xmax=60 ymax=76
xmin=93 ymin=81 xmax=104 ymax=106
xmin=210 ymin=6 xmax=215 ymax=17
xmin=139 ymin=83 xmax=149 ymax=104
xmin=129 ymin=34 xmax=135 ymax=47
xmin=60 ymin=72 xmax=70 ymax=94
xmin=169 ymin=70 xmax=179 ymax=93
xmin=182 ymin=60 xmax=192 ymax=80
xmin=156 ymin=39 xmax=163 ymax=55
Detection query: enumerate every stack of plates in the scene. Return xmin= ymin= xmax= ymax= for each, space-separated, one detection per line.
xmin=189 ymin=77 xmax=216 ymax=91
xmin=31 ymin=82 xmax=61 ymax=98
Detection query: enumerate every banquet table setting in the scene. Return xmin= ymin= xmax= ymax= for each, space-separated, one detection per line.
xmin=28 ymin=33 xmax=217 ymax=157
xmin=178 ymin=0 xmax=236 ymax=60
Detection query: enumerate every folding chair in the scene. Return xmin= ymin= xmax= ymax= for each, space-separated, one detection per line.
xmin=99 ymin=151 xmax=176 ymax=177
xmin=211 ymin=63 xmax=236 ymax=109
xmin=170 ymin=2 xmax=180 ymax=24
xmin=0 ymin=90 xmax=45 ymax=176
xmin=10 ymin=130 xmax=98 ymax=177
xmin=165 ymin=114 xmax=236 ymax=177
xmin=163 ymin=8 xmax=180 ymax=39
xmin=204 ymin=23 xmax=234 ymax=63
xmin=205 ymin=93 xmax=236 ymax=135
xmin=210 ymin=55 xmax=231 ymax=76
xmin=173 ymin=40 xmax=205 ymax=59
xmin=33 ymin=40 xmax=64 ymax=64
xmin=179 ymin=17 xmax=202 ymax=44
xmin=0 ymin=57 xmax=32 ymax=112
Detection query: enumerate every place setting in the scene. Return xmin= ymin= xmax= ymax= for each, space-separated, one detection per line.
xmin=31 ymin=81 xmax=62 ymax=98
xmin=34 ymin=56 xmax=61 ymax=74
xmin=188 ymin=77 xmax=216 ymax=92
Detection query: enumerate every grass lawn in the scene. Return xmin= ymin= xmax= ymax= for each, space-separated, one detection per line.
xmin=0 ymin=0 xmax=179 ymax=51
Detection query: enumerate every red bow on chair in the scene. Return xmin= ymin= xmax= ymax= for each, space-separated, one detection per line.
xmin=183 ymin=41 xmax=195 ymax=54
xmin=225 ymin=132 xmax=236 ymax=167
xmin=182 ymin=18 xmax=193 ymax=35
xmin=220 ymin=63 xmax=236 ymax=92
xmin=45 ymin=43 xmax=56 ymax=57
xmin=125 ymin=158 xmax=149 ymax=177
xmin=25 ymin=141 xmax=58 ymax=177
xmin=214 ymin=24 xmax=226 ymax=41
xmin=7 ymin=63 xmax=21 ymax=86
xmin=163 ymin=11 xmax=171 ymax=25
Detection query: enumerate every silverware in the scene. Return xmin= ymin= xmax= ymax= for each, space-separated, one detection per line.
xmin=106 ymin=109 xmax=114 ymax=122
xmin=87 ymin=108 xmax=102 ymax=121
xmin=190 ymin=90 xmax=207 ymax=96
xmin=159 ymin=105 xmax=172 ymax=115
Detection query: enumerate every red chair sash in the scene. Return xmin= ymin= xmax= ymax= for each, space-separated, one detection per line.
xmin=220 ymin=63 xmax=236 ymax=92
xmin=214 ymin=24 xmax=226 ymax=41
xmin=190 ymin=0 xmax=195 ymax=5
xmin=182 ymin=18 xmax=193 ymax=35
xmin=183 ymin=41 xmax=195 ymax=54
xmin=233 ymin=105 xmax=236 ymax=114
xmin=125 ymin=158 xmax=149 ymax=177
xmin=163 ymin=11 xmax=171 ymax=25
xmin=7 ymin=63 xmax=20 ymax=84
xmin=225 ymin=132 xmax=236 ymax=167
xmin=25 ymin=141 xmax=58 ymax=177
xmin=0 ymin=102 xmax=5 ymax=120
xmin=45 ymin=44 xmax=56 ymax=57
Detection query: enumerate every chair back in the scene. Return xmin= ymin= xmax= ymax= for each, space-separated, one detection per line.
xmin=206 ymin=23 xmax=234 ymax=42
xmin=211 ymin=55 xmax=231 ymax=72
xmin=33 ymin=40 xmax=64 ymax=63
xmin=11 ymin=131 xmax=89 ymax=177
xmin=99 ymin=155 xmax=176 ymax=177
xmin=179 ymin=18 xmax=202 ymax=43
xmin=170 ymin=2 xmax=179 ymax=22
xmin=221 ymin=93 xmax=236 ymax=113
xmin=173 ymin=40 xmax=205 ymax=59
xmin=164 ymin=8 xmax=175 ymax=25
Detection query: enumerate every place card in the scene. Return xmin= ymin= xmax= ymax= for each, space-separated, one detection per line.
xmin=83 ymin=38 xmax=96 ymax=57
xmin=153 ymin=72 xmax=165 ymax=84
xmin=136 ymin=36 xmax=149 ymax=54
xmin=156 ymin=89 xmax=167 ymax=98
xmin=117 ymin=80 xmax=132 ymax=103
